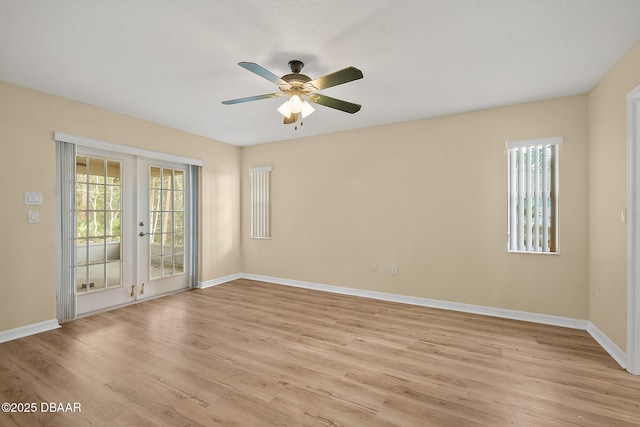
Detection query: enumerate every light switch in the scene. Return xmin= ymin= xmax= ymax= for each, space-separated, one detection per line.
xmin=24 ymin=192 xmax=43 ymax=206
xmin=28 ymin=210 xmax=39 ymax=223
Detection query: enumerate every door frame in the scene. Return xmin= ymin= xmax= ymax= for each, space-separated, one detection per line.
xmin=627 ymin=84 xmax=640 ymax=374
xmin=55 ymin=132 xmax=203 ymax=319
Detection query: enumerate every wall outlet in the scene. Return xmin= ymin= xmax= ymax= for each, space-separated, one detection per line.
xmin=391 ymin=265 xmax=398 ymax=275
xmin=370 ymin=263 xmax=377 ymax=272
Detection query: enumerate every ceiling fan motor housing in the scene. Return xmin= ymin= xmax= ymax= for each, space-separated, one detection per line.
xmin=288 ymin=60 xmax=304 ymax=73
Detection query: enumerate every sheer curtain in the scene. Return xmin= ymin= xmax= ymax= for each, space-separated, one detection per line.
xmin=56 ymin=140 xmax=76 ymax=322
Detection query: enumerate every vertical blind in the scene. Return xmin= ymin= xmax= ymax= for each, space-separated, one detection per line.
xmin=507 ymin=137 xmax=562 ymax=253
xmin=189 ymin=164 xmax=200 ymax=288
xmin=56 ymin=140 xmax=77 ymax=322
xmin=250 ymin=166 xmax=272 ymax=239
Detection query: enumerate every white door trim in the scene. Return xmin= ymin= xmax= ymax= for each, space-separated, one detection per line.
xmin=54 ymin=131 xmax=204 ymax=167
xmin=626 ymin=83 xmax=640 ymax=375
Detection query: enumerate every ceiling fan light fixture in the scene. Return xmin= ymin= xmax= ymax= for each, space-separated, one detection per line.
xmin=277 ymin=101 xmax=292 ymax=118
xmin=300 ymin=100 xmax=315 ymax=118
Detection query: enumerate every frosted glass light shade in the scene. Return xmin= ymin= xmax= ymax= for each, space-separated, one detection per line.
xmin=277 ymin=101 xmax=292 ymax=118
xmin=300 ymin=100 xmax=315 ymax=118
xmin=288 ymin=95 xmax=302 ymax=113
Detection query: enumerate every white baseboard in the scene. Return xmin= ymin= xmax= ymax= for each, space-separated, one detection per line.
xmin=240 ymin=273 xmax=626 ymax=369
xmin=242 ymin=273 xmax=589 ymax=330
xmin=0 ymin=319 xmax=60 ymax=344
xmin=587 ymin=322 xmax=627 ymax=369
xmin=197 ymin=273 xmax=243 ymax=289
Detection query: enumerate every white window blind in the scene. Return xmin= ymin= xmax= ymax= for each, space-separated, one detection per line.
xmin=250 ymin=166 xmax=272 ymax=239
xmin=507 ymin=137 xmax=561 ymax=253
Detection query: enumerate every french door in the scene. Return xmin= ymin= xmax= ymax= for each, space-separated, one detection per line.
xmin=75 ymin=147 xmax=191 ymax=315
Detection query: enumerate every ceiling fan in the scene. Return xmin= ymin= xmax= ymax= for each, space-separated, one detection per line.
xmin=222 ymin=60 xmax=363 ymax=126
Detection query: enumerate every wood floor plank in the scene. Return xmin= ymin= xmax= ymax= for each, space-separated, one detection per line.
xmin=1 ymin=278 xmax=640 ymax=426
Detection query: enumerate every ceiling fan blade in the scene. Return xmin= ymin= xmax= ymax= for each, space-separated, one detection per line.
xmin=283 ymin=112 xmax=298 ymax=124
xmin=222 ymin=93 xmax=284 ymax=105
xmin=307 ymin=94 xmax=361 ymax=114
xmin=238 ymin=62 xmax=287 ymax=85
xmin=306 ymin=66 xmax=363 ymax=91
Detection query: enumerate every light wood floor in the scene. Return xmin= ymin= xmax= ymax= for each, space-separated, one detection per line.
xmin=2 ymin=279 xmax=640 ymax=426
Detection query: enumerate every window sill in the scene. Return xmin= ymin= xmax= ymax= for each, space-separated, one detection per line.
xmin=508 ymin=250 xmax=559 ymax=255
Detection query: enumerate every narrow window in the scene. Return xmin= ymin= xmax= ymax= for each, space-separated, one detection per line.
xmin=507 ymin=137 xmax=561 ymax=253
xmin=250 ymin=166 xmax=272 ymax=239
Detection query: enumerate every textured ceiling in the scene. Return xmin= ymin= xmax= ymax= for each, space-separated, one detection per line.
xmin=1 ymin=0 xmax=640 ymax=146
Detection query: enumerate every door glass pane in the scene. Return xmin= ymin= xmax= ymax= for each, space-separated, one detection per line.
xmin=106 ymin=238 xmax=120 ymax=260
xmin=174 ymin=170 xmax=184 ymax=190
xmin=163 ymin=233 xmax=173 ymax=252
xmin=163 ymin=255 xmax=174 ymax=275
xmin=106 ymin=261 xmax=121 ymax=287
xmin=89 ymin=158 xmax=105 ymax=184
xmin=161 ymin=190 xmax=172 ymax=211
xmin=150 ymin=188 xmax=161 ymax=211
xmin=148 ymin=165 xmax=186 ymax=280
xmin=105 ymin=212 xmax=120 ymax=239
xmin=150 ymin=256 xmax=163 ymax=279
xmin=150 ymin=211 xmax=162 ymax=235
xmin=150 ymin=232 xmax=163 ymax=255
xmin=162 ymin=168 xmax=172 ymax=189
xmin=88 ymin=212 xmax=105 ymax=238
xmin=88 ymin=239 xmax=105 ymax=263
xmin=76 ymin=157 xmax=87 ymax=182
xmin=75 ymin=155 xmax=123 ymax=293
xmin=162 ymin=212 xmax=173 ymax=233
xmin=174 ymin=233 xmax=184 ymax=250
xmin=106 ymin=186 xmax=121 ymax=211
xmin=175 ymin=254 xmax=184 ymax=274
xmin=174 ymin=212 xmax=184 ymax=233
xmin=106 ymin=160 xmax=120 ymax=185
xmin=89 ymin=263 xmax=106 ymax=290
xmin=76 ymin=265 xmax=87 ymax=292
xmin=150 ymin=167 xmax=161 ymax=188
xmin=76 ymin=184 xmax=87 ymax=211
xmin=174 ymin=191 xmax=184 ymax=211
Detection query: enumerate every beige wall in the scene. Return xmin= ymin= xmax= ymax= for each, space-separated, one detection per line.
xmin=588 ymin=40 xmax=640 ymax=350
xmin=242 ymin=95 xmax=590 ymax=319
xmin=0 ymin=81 xmax=242 ymax=332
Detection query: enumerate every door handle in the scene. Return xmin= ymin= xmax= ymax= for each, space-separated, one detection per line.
xmin=139 ymin=231 xmax=148 ymax=237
